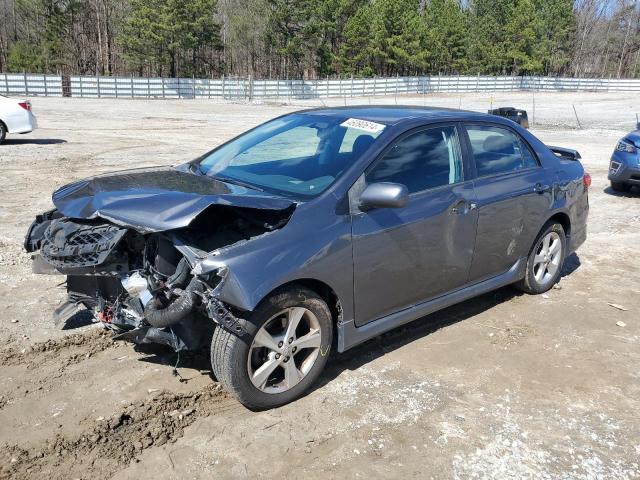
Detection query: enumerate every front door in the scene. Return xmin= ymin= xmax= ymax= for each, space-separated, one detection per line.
xmin=351 ymin=124 xmax=478 ymax=326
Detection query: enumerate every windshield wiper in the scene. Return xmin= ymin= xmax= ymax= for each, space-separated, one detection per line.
xmin=212 ymin=174 xmax=264 ymax=192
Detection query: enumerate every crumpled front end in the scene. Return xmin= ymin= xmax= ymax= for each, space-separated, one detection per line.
xmin=25 ymin=204 xmax=294 ymax=351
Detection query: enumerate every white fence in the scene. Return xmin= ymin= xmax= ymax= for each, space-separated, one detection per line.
xmin=2 ymin=73 xmax=640 ymax=99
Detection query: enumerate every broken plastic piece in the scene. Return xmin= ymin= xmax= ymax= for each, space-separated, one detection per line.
xmin=52 ymin=300 xmax=83 ymax=327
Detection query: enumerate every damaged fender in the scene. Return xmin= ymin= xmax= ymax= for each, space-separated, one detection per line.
xmin=189 ymin=198 xmax=354 ymax=325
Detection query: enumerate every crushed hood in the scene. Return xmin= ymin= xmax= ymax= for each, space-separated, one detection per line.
xmin=52 ymin=166 xmax=296 ymax=233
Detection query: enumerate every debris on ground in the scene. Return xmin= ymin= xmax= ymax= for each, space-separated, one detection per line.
xmin=608 ymin=303 xmax=629 ymax=311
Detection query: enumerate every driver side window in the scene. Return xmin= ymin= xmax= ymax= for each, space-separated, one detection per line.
xmin=366 ymin=126 xmax=463 ymax=194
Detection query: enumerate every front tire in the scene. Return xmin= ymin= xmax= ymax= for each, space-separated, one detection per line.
xmin=0 ymin=122 xmax=6 ymax=144
xmin=211 ymin=286 xmax=333 ymax=410
xmin=610 ymin=181 xmax=630 ymax=192
xmin=515 ymin=221 xmax=566 ymax=294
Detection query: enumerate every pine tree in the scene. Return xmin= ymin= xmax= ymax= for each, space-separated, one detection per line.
xmin=423 ymin=0 xmax=468 ymax=74
xmin=467 ymin=0 xmax=513 ymax=74
xmin=121 ymin=0 xmax=221 ymax=77
xmin=338 ymin=4 xmax=376 ymax=76
xmin=533 ymin=0 xmax=574 ymax=75
xmin=504 ymin=0 xmax=545 ymax=74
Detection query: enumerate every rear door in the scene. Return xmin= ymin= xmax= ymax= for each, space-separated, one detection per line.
xmin=462 ymin=123 xmax=553 ymax=283
xmin=351 ymin=123 xmax=478 ymax=326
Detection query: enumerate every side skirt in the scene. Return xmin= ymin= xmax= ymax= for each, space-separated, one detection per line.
xmin=337 ymin=258 xmax=526 ymax=352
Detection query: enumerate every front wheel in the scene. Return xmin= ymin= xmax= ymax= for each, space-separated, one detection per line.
xmin=611 ymin=181 xmax=630 ymax=192
xmin=0 ymin=122 xmax=6 ymax=144
xmin=515 ymin=222 xmax=566 ymax=294
xmin=211 ymin=286 xmax=333 ymax=410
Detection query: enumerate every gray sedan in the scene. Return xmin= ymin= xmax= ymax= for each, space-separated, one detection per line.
xmin=26 ymin=107 xmax=590 ymax=409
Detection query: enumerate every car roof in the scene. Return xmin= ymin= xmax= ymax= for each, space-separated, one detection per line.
xmin=300 ymin=105 xmax=497 ymax=126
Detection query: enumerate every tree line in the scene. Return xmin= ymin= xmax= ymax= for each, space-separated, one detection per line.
xmin=0 ymin=0 xmax=638 ymax=79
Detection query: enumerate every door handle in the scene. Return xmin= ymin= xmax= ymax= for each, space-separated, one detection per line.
xmin=451 ymin=200 xmax=476 ymax=214
xmin=534 ymin=183 xmax=551 ymax=193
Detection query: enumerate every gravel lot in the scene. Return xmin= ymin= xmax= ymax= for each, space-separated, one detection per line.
xmin=1 ymin=92 xmax=639 ymax=479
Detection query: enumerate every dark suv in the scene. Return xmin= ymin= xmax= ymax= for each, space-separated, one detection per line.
xmin=25 ymin=107 xmax=590 ymax=409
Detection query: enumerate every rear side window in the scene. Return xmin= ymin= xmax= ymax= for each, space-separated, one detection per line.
xmin=366 ymin=126 xmax=463 ymax=194
xmin=465 ymin=125 xmax=538 ymax=177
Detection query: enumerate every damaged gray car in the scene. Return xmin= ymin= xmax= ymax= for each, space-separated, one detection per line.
xmin=25 ymin=107 xmax=589 ymax=409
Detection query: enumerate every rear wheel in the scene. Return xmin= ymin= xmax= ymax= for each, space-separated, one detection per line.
xmin=211 ymin=286 xmax=333 ymax=410
xmin=610 ymin=181 xmax=630 ymax=192
xmin=515 ymin=222 xmax=566 ymax=294
xmin=0 ymin=122 xmax=6 ymax=144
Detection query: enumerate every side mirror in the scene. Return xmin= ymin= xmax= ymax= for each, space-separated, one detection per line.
xmin=359 ymin=182 xmax=408 ymax=211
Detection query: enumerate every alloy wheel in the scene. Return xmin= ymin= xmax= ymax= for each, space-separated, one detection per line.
xmin=247 ymin=307 xmax=322 ymax=394
xmin=533 ymin=231 xmax=562 ymax=286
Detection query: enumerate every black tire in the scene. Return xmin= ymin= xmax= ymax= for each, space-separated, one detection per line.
xmin=515 ymin=221 xmax=566 ymax=294
xmin=211 ymin=286 xmax=333 ymax=410
xmin=0 ymin=122 xmax=6 ymax=144
xmin=610 ymin=181 xmax=630 ymax=192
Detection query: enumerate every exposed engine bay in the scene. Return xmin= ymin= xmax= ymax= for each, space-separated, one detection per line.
xmin=25 ymin=204 xmax=294 ymax=352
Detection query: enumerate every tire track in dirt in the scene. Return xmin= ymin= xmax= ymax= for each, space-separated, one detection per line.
xmin=1 ymin=385 xmax=228 ymax=480
xmin=0 ymin=328 xmax=116 ymax=413
xmin=0 ymin=328 xmax=114 ymax=369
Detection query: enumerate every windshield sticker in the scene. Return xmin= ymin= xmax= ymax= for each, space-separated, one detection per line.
xmin=340 ymin=118 xmax=386 ymax=134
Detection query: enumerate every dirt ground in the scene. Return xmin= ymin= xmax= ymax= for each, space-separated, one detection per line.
xmin=0 ymin=92 xmax=639 ymax=479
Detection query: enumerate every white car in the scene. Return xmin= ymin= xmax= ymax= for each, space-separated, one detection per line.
xmin=0 ymin=94 xmax=38 ymax=144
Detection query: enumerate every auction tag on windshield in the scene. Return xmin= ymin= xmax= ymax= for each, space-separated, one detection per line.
xmin=340 ymin=118 xmax=386 ymax=134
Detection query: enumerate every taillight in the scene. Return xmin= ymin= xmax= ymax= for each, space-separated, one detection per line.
xmin=18 ymin=101 xmax=31 ymax=111
xmin=583 ymin=172 xmax=592 ymax=189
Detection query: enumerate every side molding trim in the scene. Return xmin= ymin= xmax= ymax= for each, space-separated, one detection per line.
xmin=337 ymin=258 xmax=526 ymax=352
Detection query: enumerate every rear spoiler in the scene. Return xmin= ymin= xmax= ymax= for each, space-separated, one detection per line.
xmin=547 ymin=145 xmax=581 ymax=161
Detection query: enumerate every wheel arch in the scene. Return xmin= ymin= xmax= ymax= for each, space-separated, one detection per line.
xmin=547 ymin=211 xmax=571 ymax=237
xmin=254 ymin=278 xmax=342 ymax=326
xmin=522 ymin=210 xmax=571 ymax=261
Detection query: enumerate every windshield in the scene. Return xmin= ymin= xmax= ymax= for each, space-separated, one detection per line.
xmin=197 ymin=113 xmax=385 ymax=198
